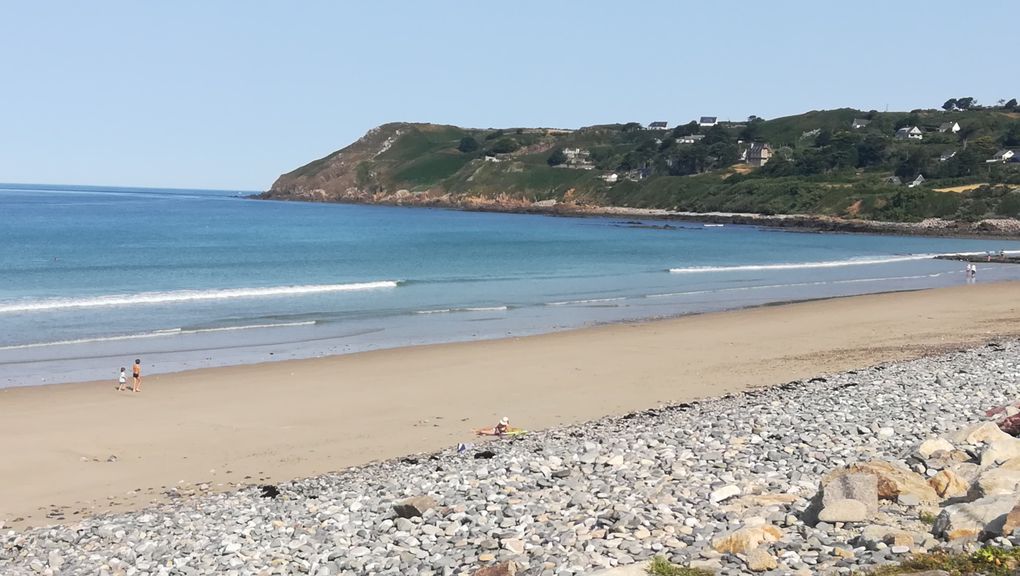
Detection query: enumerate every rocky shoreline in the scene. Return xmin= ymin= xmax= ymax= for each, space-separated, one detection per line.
xmin=253 ymin=192 xmax=1020 ymax=240
xmin=4 ymin=340 xmax=1020 ymax=575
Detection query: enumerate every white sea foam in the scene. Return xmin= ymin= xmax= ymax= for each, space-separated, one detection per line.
xmin=546 ymin=297 xmax=626 ymax=306
xmin=415 ymin=306 xmax=509 ymax=315
xmin=0 ymin=282 xmax=400 ymax=313
xmin=645 ymin=273 xmax=945 ymax=299
xmin=668 ymin=254 xmax=940 ymax=273
xmin=0 ymin=321 xmax=317 ymax=351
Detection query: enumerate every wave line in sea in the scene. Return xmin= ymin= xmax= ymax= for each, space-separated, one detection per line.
xmin=0 ymin=282 xmax=401 ymax=313
xmin=546 ymin=297 xmax=627 ymax=306
xmin=0 ymin=321 xmax=317 ymax=351
xmin=414 ymin=306 xmax=510 ymax=315
xmin=667 ymin=254 xmax=941 ymax=273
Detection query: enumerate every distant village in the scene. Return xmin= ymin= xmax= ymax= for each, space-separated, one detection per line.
xmin=521 ymin=112 xmax=1020 ymax=186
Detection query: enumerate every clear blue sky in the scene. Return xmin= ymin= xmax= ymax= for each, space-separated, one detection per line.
xmin=1 ymin=1 xmax=1016 ymax=190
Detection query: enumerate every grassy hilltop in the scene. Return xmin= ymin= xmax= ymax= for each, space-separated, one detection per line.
xmin=264 ymin=101 xmax=1020 ymax=223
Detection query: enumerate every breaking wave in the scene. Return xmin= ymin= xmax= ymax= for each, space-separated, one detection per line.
xmin=0 ymin=281 xmax=401 ymax=313
xmin=668 ymin=254 xmax=940 ymax=273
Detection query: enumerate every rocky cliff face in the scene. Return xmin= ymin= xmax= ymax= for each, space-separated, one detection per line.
xmin=263 ymin=123 xmax=410 ymax=203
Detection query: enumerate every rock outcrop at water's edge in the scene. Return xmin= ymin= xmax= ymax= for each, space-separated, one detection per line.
xmin=4 ymin=340 xmax=1020 ymax=574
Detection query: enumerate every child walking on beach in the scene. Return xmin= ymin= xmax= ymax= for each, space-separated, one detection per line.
xmin=132 ymin=359 xmax=142 ymax=392
xmin=117 ymin=367 xmax=127 ymax=391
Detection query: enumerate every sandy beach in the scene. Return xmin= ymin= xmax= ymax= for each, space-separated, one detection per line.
xmin=2 ymin=282 xmax=1019 ymax=530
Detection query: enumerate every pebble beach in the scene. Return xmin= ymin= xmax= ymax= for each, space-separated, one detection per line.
xmin=4 ymin=337 xmax=1020 ymax=575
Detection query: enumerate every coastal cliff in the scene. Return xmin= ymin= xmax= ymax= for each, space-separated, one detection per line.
xmin=262 ymin=107 xmax=1020 ymax=235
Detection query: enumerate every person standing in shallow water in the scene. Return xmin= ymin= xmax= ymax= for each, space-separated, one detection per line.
xmin=132 ymin=359 xmax=142 ymax=392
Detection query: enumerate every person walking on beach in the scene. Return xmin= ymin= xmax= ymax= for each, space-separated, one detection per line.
xmin=116 ymin=367 xmax=127 ymax=391
xmin=132 ymin=359 xmax=142 ymax=392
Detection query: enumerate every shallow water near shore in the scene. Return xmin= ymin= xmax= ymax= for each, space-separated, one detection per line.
xmin=3 ymin=183 xmax=1020 ymax=388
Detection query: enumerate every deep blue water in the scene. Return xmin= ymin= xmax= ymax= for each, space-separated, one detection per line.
xmin=3 ymin=183 xmax=1020 ymax=387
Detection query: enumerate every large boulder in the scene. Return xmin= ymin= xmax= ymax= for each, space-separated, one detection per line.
xmin=981 ymin=436 xmax=1020 ymax=466
xmin=974 ymin=458 xmax=1020 ymax=497
xmin=933 ymin=494 xmax=1019 ymax=541
xmin=823 ymin=461 xmax=938 ymax=505
xmin=918 ymin=437 xmax=955 ymax=459
xmin=928 ymin=469 xmax=970 ymax=499
xmin=950 ymin=421 xmax=1013 ymax=445
xmin=393 ymin=495 xmax=438 ymax=518
xmin=818 ymin=499 xmax=869 ymax=523
xmin=745 ymin=548 xmax=778 ymax=572
xmin=711 ymin=524 xmax=783 ymax=555
xmin=823 ymin=473 xmax=879 ymax=514
xmin=1003 ymin=503 xmax=1020 ymax=536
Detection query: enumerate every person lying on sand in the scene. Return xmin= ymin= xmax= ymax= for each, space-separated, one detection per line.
xmin=495 ymin=416 xmax=510 ymax=436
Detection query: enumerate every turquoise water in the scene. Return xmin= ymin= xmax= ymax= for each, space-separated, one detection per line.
xmin=3 ymin=183 xmax=1020 ymax=387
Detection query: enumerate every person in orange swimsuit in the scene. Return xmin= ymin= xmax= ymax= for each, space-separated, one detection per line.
xmin=132 ymin=359 xmax=142 ymax=392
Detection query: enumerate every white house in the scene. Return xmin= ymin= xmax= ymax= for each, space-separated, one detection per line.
xmin=851 ymin=118 xmax=871 ymax=129
xmin=600 ymin=173 xmax=619 ymax=183
xmin=699 ymin=116 xmax=718 ymax=127
xmin=907 ymin=174 xmax=926 ymax=188
xmin=938 ymin=122 xmax=961 ymax=134
xmin=895 ymin=126 xmax=924 ymax=140
xmin=677 ymin=134 xmax=706 ymax=144
xmin=648 ymin=121 xmax=669 ymax=130
xmin=939 ymin=150 xmax=957 ymax=162
xmin=987 ymin=149 xmax=1016 ymax=163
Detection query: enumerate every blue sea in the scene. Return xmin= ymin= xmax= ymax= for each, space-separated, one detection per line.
xmin=3 ymin=183 xmax=1020 ymax=388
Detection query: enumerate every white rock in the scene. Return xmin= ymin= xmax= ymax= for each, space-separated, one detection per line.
xmin=710 ymin=485 xmax=741 ymax=504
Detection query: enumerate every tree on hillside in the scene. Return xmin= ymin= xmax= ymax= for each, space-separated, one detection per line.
xmin=956 ymin=97 xmax=976 ymax=110
xmin=671 ymin=121 xmax=700 ymax=137
xmin=758 ymin=156 xmax=796 ymax=177
xmin=1004 ymin=122 xmax=1020 ymax=147
xmin=829 ymin=132 xmax=860 ymax=169
xmin=958 ymin=123 xmax=980 ymax=149
xmin=895 ymin=114 xmax=921 ymax=130
xmin=669 ymin=145 xmax=709 ymax=176
xmin=815 ymin=128 xmax=832 ymax=147
xmin=942 ymin=98 xmax=958 ymax=111
xmin=895 ymin=148 xmax=930 ymax=179
xmin=739 ymin=117 xmax=763 ymax=142
xmin=457 ymin=136 xmax=480 ymax=154
xmin=856 ymin=134 xmax=888 ymax=167
xmin=546 ymin=148 xmax=567 ymax=166
xmin=702 ymin=125 xmax=730 ymax=145
xmin=488 ymin=138 xmax=520 ymax=154
xmin=708 ymin=142 xmax=740 ymax=167
xmin=1006 ymin=98 xmax=1018 ymax=110
xmin=968 ymin=136 xmax=998 ymax=162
